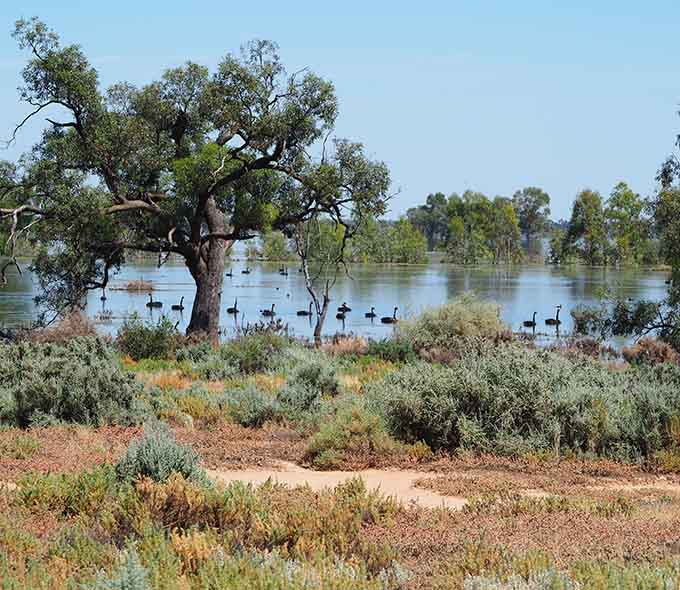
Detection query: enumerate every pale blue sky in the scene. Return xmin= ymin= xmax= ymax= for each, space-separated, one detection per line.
xmin=1 ymin=1 xmax=679 ymax=219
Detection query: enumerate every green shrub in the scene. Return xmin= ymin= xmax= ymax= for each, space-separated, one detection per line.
xmin=304 ymin=402 xmax=397 ymax=469
xmin=0 ymin=433 xmax=40 ymax=459
xmin=117 ymin=315 xmax=179 ymax=361
xmin=115 ymin=422 xmax=207 ymax=484
xmin=18 ymin=466 xmax=116 ymax=517
xmin=366 ymin=338 xmax=416 ymax=363
xmin=222 ymin=333 xmax=287 ymax=374
xmin=288 ymin=358 xmax=340 ymax=396
xmin=0 ymin=337 xmax=146 ymax=427
xmin=368 ymin=343 xmax=680 ymax=461
xmin=95 ymin=548 xmax=150 ymax=590
xmin=191 ymin=355 xmax=239 ymax=381
xmin=218 ymin=385 xmax=280 ymax=427
xmin=399 ymin=294 xmax=507 ymax=352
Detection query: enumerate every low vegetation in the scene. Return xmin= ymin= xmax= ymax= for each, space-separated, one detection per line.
xmin=3 ymin=295 xmax=680 ymax=587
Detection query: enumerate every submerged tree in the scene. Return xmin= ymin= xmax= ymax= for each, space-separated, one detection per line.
xmin=0 ymin=19 xmax=390 ymax=338
xmin=511 ymin=186 xmax=551 ymax=254
xmin=561 ymin=189 xmax=608 ymax=265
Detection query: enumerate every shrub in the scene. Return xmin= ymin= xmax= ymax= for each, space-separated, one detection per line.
xmin=117 ymin=315 xmax=179 ymax=361
xmin=115 ymin=422 xmax=207 ymax=484
xmin=0 ymin=337 xmax=145 ymax=427
xmin=94 ymin=548 xmax=150 ymax=590
xmin=304 ymin=402 xmax=397 ymax=469
xmin=219 ymin=333 xmax=287 ymax=374
xmin=622 ymin=337 xmax=679 ymax=366
xmin=367 ymin=343 xmax=680 ymax=461
xmin=399 ymin=294 xmax=507 ymax=353
xmin=277 ymin=357 xmax=341 ymax=421
xmin=218 ymin=385 xmax=280 ymax=427
xmin=0 ymin=433 xmax=40 ymax=459
xmin=464 ymin=570 xmax=577 ymax=590
xmin=366 ymin=337 xmax=416 ymax=363
xmin=288 ymin=358 xmax=340 ymax=396
xmin=18 ymin=466 xmax=116 ymax=517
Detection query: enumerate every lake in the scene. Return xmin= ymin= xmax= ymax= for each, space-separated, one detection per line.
xmin=0 ymin=258 xmax=669 ymax=343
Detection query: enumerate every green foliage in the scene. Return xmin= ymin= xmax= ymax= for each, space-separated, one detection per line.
xmin=18 ymin=466 xmax=116 ymax=517
xmin=366 ymin=338 xmax=417 ymax=363
xmin=116 ymin=315 xmax=179 ymax=361
xmin=605 ymin=182 xmax=652 ymax=265
xmin=562 ymin=189 xmax=608 ymax=265
xmin=304 ymin=402 xmax=397 ymax=469
xmin=288 ymin=357 xmax=340 ymax=396
xmin=260 ymin=231 xmax=293 ymax=261
xmin=350 ymin=217 xmax=428 ymax=264
xmin=399 ymin=293 xmax=506 ymax=352
xmin=278 ymin=357 xmax=341 ymax=420
xmin=220 ymin=333 xmax=287 ymax=374
xmin=368 ymin=342 xmax=680 ymax=460
xmin=512 ymin=187 xmax=551 ymax=243
xmin=219 ymin=385 xmax=281 ymax=427
xmin=2 ymin=19 xmax=391 ymax=337
xmin=115 ymin=422 xmax=207 ymax=484
xmin=0 ymin=337 xmax=145 ymax=427
xmin=406 ymin=192 xmax=449 ymax=251
xmin=445 ymin=192 xmax=523 ymax=264
xmin=94 ymin=548 xmax=150 ymax=590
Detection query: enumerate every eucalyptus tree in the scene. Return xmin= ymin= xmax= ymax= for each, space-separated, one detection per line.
xmin=0 ymin=19 xmax=390 ymax=338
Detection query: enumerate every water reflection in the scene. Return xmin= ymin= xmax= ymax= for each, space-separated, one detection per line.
xmin=0 ymin=258 xmax=669 ymax=341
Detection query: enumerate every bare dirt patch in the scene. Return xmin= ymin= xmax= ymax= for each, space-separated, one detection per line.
xmin=208 ymin=461 xmax=467 ymax=509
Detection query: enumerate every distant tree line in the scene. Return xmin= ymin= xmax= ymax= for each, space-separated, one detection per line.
xmin=406 ymin=187 xmax=550 ymax=264
xmin=252 ymin=217 xmax=428 ymax=264
xmin=549 ymin=182 xmax=659 ymax=266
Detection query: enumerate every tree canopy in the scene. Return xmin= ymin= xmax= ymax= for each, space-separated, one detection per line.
xmin=0 ymin=19 xmax=391 ymax=337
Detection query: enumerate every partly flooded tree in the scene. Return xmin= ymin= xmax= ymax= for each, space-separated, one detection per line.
xmin=0 ymin=19 xmax=390 ymax=338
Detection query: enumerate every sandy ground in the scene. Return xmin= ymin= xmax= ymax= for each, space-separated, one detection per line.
xmin=208 ymin=461 xmax=468 ymax=509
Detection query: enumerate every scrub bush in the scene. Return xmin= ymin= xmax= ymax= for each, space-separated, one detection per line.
xmin=0 ymin=337 xmax=145 ymax=427
xmin=115 ymin=422 xmax=207 ymax=484
xmin=117 ymin=315 xmax=179 ymax=360
xmin=367 ymin=343 xmax=680 ymax=461
xmin=366 ymin=338 xmax=416 ymax=363
xmin=622 ymin=337 xmax=679 ymax=366
xmin=219 ymin=385 xmax=281 ymax=427
xmin=399 ymin=293 xmax=507 ymax=353
xmin=304 ymin=402 xmax=397 ymax=469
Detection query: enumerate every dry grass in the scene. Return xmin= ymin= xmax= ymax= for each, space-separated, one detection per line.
xmin=19 ymin=312 xmax=99 ymax=344
xmin=115 ymin=279 xmax=154 ymax=292
xmin=622 ymin=337 xmax=680 ymax=366
xmin=322 ymin=335 xmax=369 ymax=357
xmin=144 ymin=370 xmax=194 ymax=391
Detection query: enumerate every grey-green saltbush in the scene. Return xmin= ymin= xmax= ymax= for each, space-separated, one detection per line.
xmin=0 ymin=337 xmax=146 ymax=428
xmin=218 ymin=385 xmax=280 ymax=427
xmin=367 ymin=343 xmax=680 ymax=461
xmin=399 ymin=293 xmax=507 ymax=352
xmin=95 ymin=548 xmax=150 ymax=590
xmin=115 ymin=422 xmax=207 ymax=484
xmin=278 ymin=357 xmax=341 ymax=420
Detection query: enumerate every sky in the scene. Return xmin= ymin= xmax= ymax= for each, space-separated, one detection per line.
xmin=1 ymin=1 xmax=679 ymax=220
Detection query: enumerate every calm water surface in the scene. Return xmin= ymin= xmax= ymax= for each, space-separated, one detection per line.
xmin=0 ymin=259 xmax=669 ymax=342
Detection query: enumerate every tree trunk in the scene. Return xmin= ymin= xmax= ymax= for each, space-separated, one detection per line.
xmin=186 ymin=240 xmax=228 ymax=341
xmin=313 ymin=286 xmax=331 ymax=347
